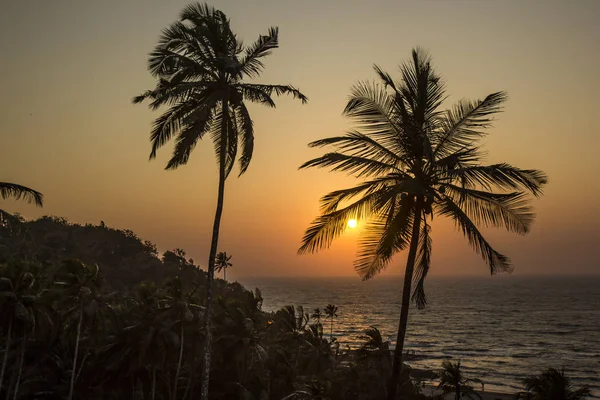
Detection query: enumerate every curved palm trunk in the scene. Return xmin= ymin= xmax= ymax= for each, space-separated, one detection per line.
xmin=68 ymin=301 xmax=84 ymax=400
xmin=173 ymin=317 xmax=184 ymax=400
xmin=12 ymin=334 xmax=26 ymax=400
xmin=201 ymin=103 xmax=229 ymax=400
xmin=386 ymin=202 xmax=423 ymax=400
xmin=455 ymin=384 xmax=461 ymax=400
xmin=223 ymin=268 xmax=226 ymax=281
xmin=0 ymin=316 xmax=13 ymax=394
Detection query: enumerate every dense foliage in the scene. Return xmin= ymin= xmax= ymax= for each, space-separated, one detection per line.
xmin=0 ymin=217 xmax=433 ymax=400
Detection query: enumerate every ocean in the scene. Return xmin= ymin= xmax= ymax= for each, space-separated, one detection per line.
xmin=238 ymin=275 xmax=600 ymax=397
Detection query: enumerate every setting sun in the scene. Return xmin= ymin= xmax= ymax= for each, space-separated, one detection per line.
xmin=347 ymin=219 xmax=357 ymax=229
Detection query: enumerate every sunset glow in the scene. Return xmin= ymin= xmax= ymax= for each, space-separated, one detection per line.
xmin=347 ymin=219 xmax=357 ymax=229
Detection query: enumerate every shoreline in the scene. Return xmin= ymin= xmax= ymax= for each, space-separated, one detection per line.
xmin=422 ymin=385 xmax=516 ymax=400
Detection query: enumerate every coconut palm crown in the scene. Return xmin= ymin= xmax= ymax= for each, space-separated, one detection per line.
xmin=298 ymin=48 xmax=547 ymax=399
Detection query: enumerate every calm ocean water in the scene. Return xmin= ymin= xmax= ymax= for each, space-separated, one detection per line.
xmin=238 ymin=276 xmax=600 ymax=397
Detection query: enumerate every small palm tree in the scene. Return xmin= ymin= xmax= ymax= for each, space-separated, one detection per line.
xmin=134 ymin=5 xmax=306 ymax=398
xmin=324 ymin=304 xmax=338 ymax=341
xmin=0 ymin=182 xmax=43 ymax=232
xmin=215 ymin=251 xmax=233 ymax=281
xmin=519 ymin=368 xmax=590 ymax=400
xmin=438 ymin=360 xmax=482 ymax=400
xmin=298 ymin=48 xmax=547 ymax=400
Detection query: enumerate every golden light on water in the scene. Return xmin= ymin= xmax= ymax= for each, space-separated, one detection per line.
xmin=347 ymin=219 xmax=357 ymax=229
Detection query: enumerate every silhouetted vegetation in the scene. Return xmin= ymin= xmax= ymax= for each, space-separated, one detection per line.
xmin=0 ymin=216 xmax=200 ymax=290
xmin=299 ymin=48 xmax=548 ymax=399
xmin=518 ymin=368 xmax=591 ymax=400
xmin=0 ymin=218 xmax=436 ymax=400
xmin=133 ymin=3 xmax=307 ymax=397
xmin=437 ymin=360 xmax=482 ymax=400
xmin=0 ymin=182 xmax=43 ymax=234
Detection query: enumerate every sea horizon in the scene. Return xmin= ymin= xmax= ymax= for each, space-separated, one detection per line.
xmin=238 ymin=275 xmax=600 ymax=397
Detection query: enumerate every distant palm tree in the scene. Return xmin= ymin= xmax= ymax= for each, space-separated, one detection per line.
xmin=298 ymin=48 xmax=547 ymax=400
xmin=438 ymin=360 xmax=482 ymax=400
xmin=215 ymin=251 xmax=232 ymax=281
xmin=324 ymin=304 xmax=338 ymax=341
xmin=133 ymin=3 xmax=306 ymax=399
xmin=518 ymin=368 xmax=590 ymax=400
xmin=0 ymin=182 xmax=43 ymax=231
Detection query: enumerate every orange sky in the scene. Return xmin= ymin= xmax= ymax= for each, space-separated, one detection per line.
xmin=2 ymin=0 xmax=599 ymax=278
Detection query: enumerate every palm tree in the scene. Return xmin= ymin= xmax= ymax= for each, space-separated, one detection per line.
xmin=518 ymin=368 xmax=590 ymax=400
xmin=298 ymin=48 xmax=547 ymax=400
xmin=438 ymin=360 xmax=482 ymax=400
xmin=0 ymin=182 xmax=43 ymax=232
xmin=215 ymin=251 xmax=233 ymax=281
xmin=324 ymin=304 xmax=338 ymax=341
xmin=0 ymin=262 xmax=50 ymax=400
xmin=0 ymin=267 xmax=35 ymax=397
xmin=134 ymin=4 xmax=307 ymax=398
xmin=53 ymin=260 xmax=103 ymax=400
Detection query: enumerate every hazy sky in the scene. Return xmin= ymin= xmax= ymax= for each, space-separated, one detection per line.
xmin=1 ymin=0 xmax=599 ymax=278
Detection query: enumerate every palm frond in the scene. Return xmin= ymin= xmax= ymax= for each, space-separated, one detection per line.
xmin=447 ymin=163 xmax=548 ymax=196
xmin=0 ymin=182 xmax=43 ymax=207
xmin=318 ymin=177 xmax=396 ymax=214
xmin=238 ymin=27 xmax=279 ymax=78
xmin=148 ymin=103 xmax=188 ymax=160
xmin=298 ymin=189 xmax=392 ymax=255
xmin=343 ymin=81 xmax=406 ymax=155
xmin=438 ymin=196 xmax=513 ymax=274
xmin=234 ymin=102 xmax=254 ymax=176
xmin=354 ymin=194 xmax=414 ymax=280
xmin=237 ymin=84 xmax=276 ymax=107
xmin=238 ymin=83 xmax=307 ymax=104
xmin=398 ymin=48 xmax=445 ymax=125
xmin=299 ymin=152 xmax=398 ymax=178
xmin=411 ymin=220 xmax=431 ymax=309
xmin=224 ymin=105 xmax=238 ymax=178
xmin=373 ymin=64 xmax=398 ymax=91
xmin=434 ymin=146 xmax=484 ymax=170
xmin=165 ymin=102 xmax=216 ymax=169
xmin=149 ymin=21 xmax=218 ymax=78
xmin=444 ymin=185 xmax=535 ymax=234
xmin=307 ymin=130 xmax=402 ymax=165
xmin=432 ymin=92 xmax=507 ymax=158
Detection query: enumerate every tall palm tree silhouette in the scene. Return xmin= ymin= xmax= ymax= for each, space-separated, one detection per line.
xmin=215 ymin=251 xmax=232 ymax=281
xmin=134 ymin=4 xmax=306 ymax=398
xmin=298 ymin=48 xmax=547 ymax=399
xmin=0 ymin=182 xmax=43 ymax=231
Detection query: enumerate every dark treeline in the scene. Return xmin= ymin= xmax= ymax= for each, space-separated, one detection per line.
xmin=0 ymin=217 xmax=430 ymax=400
xmin=0 ymin=218 xmax=590 ymax=400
